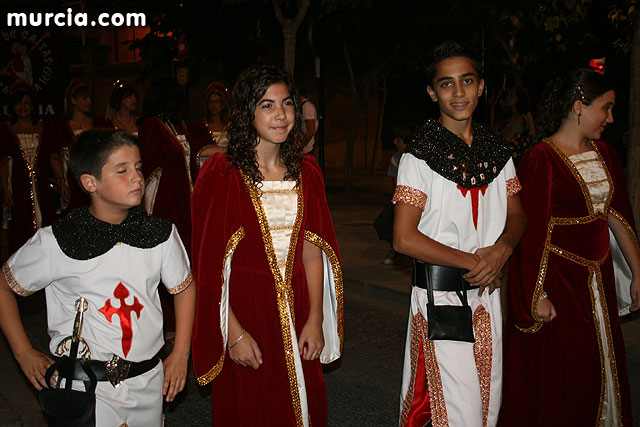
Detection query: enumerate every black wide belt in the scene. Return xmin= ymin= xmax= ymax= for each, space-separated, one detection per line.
xmin=412 ymin=259 xmax=473 ymax=292
xmin=57 ymin=355 xmax=160 ymax=383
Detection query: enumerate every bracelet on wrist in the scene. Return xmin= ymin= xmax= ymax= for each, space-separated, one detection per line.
xmin=227 ymin=329 xmax=246 ymax=350
xmin=538 ymin=291 xmax=548 ymax=302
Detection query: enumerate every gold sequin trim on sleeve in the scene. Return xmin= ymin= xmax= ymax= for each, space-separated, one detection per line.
xmin=516 ymin=220 xmax=553 ymax=333
xmin=473 ymin=306 xmax=492 ymax=427
xmin=609 ymin=209 xmax=640 ymax=253
xmin=196 ymin=226 xmax=245 ymax=386
xmin=392 ymin=185 xmax=427 ymax=211
xmin=242 ymin=172 xmax=305 ymax=426
xmin=304 ymin=231 xmax=344 ymax=350
xmin=2 ymin=263 xmax=34 ymax=297
xmin=423 ymin=317 xmax=449 ymax=426
xmin=167 ymin=271 xmax=193 ymax=295
xmin=144 ymin=167 xmax=162 ymax=189
xmin=506 ymin=177 xmax=521 ymax=197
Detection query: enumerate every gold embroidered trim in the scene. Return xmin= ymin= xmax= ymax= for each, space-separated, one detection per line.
xmin=572 ymin=158 xmax=598 ymax=166
xmin=544 ymin=139 xmax=614 ymax=216
xmin=399 ymin=313 xmax=421 ymax=426
xmin=473 ymin=306 xmax=492 ymax=427
xmin=196 ymin=144 xmax=215 ymax=171
xmin=594 ymin=269 xmax=624 ymax=424
xmin=167 ymin=271 xmax=193 ymax=295
xmin=303 ymin=231 xmax=344 ymax=350
xmin=549 ymin=245 xmax=608 ymax=268
xmin=392 ymin=185 xmax=427 ymax=211
xmin=10 ymin=129 xmax=41 ymax=231
xmin=144 ymin=167 xmax=162 ymax=189
xmin=261 ymin=189 xmax=297 ymax=194
xmin=196 ymin=227 xmax=245 ymax=386
xmin=422 ymin=317 xmax=449 ymax=427
xmin=269 ymin=225 xmax=294 ymax=231
xmin=399 ymin=312 xmax=449 ymax=426
xmin=516 ymin=220 xmax=553 ymax=333
xmin=609 ymin=209 xmax=640 ymax=253
xmin=506 ymin=177 xmax=521 ymax=197
xmin=586 ymin=270 xmax=606 ymax=423
xmin=242 ymin=172 xmax=305 ymax=426
xmin=2 ymin=263 xmax=34 ymax=296
xmin=585 ymin=178 xmax=609 ymax=185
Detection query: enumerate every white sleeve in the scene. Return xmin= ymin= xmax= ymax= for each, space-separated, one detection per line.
xmin=3 ymin=228 xmax=54 ymax=296
xmin=392 ymin=153 xmax=431 ymax=211
xmin=161 ymin=225 xmax=193 ymax=295
xmin=503 ymin=158 xmax=522 ymax=196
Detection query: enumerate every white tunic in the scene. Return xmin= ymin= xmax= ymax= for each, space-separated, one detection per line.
xmin=3 ymin=223 xmax=192 ymax=426
xmin=394 ymin=153 xmax=520 ymax=427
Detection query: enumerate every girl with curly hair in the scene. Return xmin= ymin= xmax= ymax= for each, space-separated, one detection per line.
xmin=191 ymin=64 xmax=344 ymax=426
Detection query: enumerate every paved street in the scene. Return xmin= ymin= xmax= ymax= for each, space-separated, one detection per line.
xmin=1 ymin=169 xmax=639 ymax=426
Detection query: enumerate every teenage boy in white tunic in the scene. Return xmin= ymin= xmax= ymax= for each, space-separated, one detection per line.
xmin=393 ymin=41 xmax=526 ymax=427
xmin=0 ymin=129 xmax=196 ymax=426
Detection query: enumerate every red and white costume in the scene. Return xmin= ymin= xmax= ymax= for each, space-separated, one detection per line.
xmin=2 ymin=207 xmax=192 ymax=426
xmin=191 ymin=154 xmax=343 ymax=426
xmin=393 ymin=120 xmax=519 ymax=427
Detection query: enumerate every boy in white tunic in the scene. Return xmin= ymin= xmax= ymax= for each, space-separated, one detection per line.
xmin=0 ymin=129 xmax=196 ymax=426
xmin=393 ymin=41 xmax=526 ymax=427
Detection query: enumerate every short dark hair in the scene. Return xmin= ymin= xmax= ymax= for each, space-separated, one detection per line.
xmin=426 ymin=40 xmax=481 ymax=85
xmin=70 ymin=129 xmax=141 ymax=192
xmin=109 ymin=82 xmax=137 ymax=112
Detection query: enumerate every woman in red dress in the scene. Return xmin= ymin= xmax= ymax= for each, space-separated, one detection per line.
xmin=43 ymin=79 xmax=112 ymax=214
xmin=500 ymin=69 xmax=639 ymax=426
xmin=0 ymin=84 xmax=54 ymax=252
xmin=191 ymin=64 xmax=343 ymax=426
xmin=188 ymin=82 xmax=230 ymax=180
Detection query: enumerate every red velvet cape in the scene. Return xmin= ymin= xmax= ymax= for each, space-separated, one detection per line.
xmin=0 ymin=122 xmax=55 ymax=252
xmin=500 ymin=140 xmax=635 ymax=425
xmin=191 ymin=153 xmax=343 ymax=426
xmin=139 ymin=117 xmax=193 ymax=253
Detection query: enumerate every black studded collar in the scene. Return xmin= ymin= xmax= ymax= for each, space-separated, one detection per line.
xmin=405 ymin=119 xmax=511 ymax=189
xmin=52 ymin=207 xmax=172 ymax=260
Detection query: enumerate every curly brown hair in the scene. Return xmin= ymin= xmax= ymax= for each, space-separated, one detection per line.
xmin=226 ymin=64 xmax=304 ymax=186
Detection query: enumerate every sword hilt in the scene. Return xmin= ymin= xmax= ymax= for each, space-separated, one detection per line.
xmin=72 ymin=297 xmax=88 ymax=343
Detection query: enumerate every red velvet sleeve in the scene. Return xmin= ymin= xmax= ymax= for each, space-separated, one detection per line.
xmin=597 ymin=141 xmax=640 ymax=249
xmin=139 ymin=117 xmax=193 ymax=250
xmin=191 ymin=153 xmax=244 ymax=384
xmin=508 ymin=144 xmax=554 ymax=332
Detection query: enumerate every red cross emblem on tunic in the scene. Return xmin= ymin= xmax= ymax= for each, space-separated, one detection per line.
xmin=457 ymin=184 xmax=488 ymax=230
xmin=99 ymin=282 xmax=144 ymax=357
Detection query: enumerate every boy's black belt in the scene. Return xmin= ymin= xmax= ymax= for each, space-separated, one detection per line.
xmin=412 ymin=259 xmax=473 ymax=291
xmin=57 ymin=355 xmax=160 ymax=383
